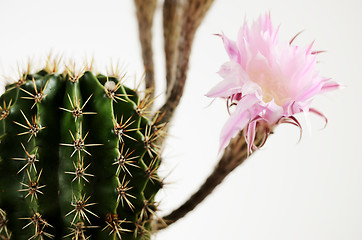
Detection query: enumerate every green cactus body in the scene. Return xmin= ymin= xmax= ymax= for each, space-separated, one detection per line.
xmin=0 ymin=66 xmax=163 ymax=240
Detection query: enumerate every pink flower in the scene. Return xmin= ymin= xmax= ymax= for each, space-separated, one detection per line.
xmin=206 ymin=13 xmax=340 ymax=153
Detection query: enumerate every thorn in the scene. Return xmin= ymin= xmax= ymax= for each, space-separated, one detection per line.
xmin=20 ymin=77 xmax=49 ymax=109
xmin=135 ymin=92 xmax=158 ymax=118
xmin=113 ymin=115 xmax=139 ymax=143
xmin=102 ymin=214 xmax=131 ymax=240
xmin=59 ymin=93 xmax=97 ymax=122
xmin=133 ymin=222 xmax=150 ymax=238
xmin=11 ymin=143 xmax=39 ymax=174
xmin=0 ymin=209 xmax=10 ymax=239
xmin=143 ymin=125 xmax=163 ymax=158
xmin=113 ymin=143 xmax=139 ymax=176
xmin=65 ymin=194 xmax=99 ymax=225
xmin=14 ymin=62 xmax=30 ymax=88
xmin=65 ymin=62 xmax=86 ymax=83
xmin=18 ymin=169 xmax=45 ymax=201
xmin=84 ymin=55 xmax=96 ymax=72
xmin=0 ymin=232 xmax=12 ymax=240
xmin=65 ymin=156 xmax=94 ymax=183
xmin=138 ymin=198 xmax=155 ymax=222
xmin=145 ymin=156 xmax=160 ymax=184
xmin=133 ymin=71 xmax=146 ymax=94
xmin=64 ymin=222 xmax=98 ymax=240
xmin=138 ymin=197 xmax=166 ymax=229
xmin=0 ymin=99 xmax=12 ymax=120
xmin=116 ymin=175 xmax=136 ymax=210
xmin=104 ymin=76 xmax=130 ymax=102
xmin=150 ymin=111 xmax=167 ymax=139
xmin=13 ymin=110 xmax=45 ymax=142
xmin=45 ymin=52 xmax=62 ymax=73
xmin=20 ymin=211 xmax=54 ymax=240
xmin=107 ymin=60 xmax=126 ymax=80
xmin=60 ymin=126 xmax=102 ymax=158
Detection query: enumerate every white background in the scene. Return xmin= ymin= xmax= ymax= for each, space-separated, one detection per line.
xmin=0 ymin=0 xmax=361 ymax=239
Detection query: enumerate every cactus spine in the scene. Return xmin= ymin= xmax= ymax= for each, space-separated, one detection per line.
xmin=0 ymin=63 xmax=164 ymax=240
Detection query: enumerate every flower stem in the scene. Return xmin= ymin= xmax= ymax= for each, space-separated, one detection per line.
xmin=163 ymin=0 xmax=184 ymax=95
xmin=134 ymin=0 xmax=157 ymax=106
xmin=155 ymin=129 xmax=265 ymax=230
xmin=159 ymin=0 xmax=214 ymax=125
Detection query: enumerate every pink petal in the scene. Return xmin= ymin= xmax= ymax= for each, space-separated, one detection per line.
xmin=302 ymin=107 xmax=312 ymax=135
xmin=245 ymin=120 xmax=257 ymax=155
xmin=237 ymin=25 xmax=249 ymax=69
xmin=289 ymin=30 xmax=304 ymax=45
xmin=278 ymin=116 xmax=303 ymax=142
xmin=297 ymin=78 xmax=339 ymax=102
xmin=205 ymin=79 xmax=242 ymax=98
xmin=296 ymin=79 xmax=324 ymax=102
xmin=306 ymin=41 xmax=315 ymax=55
xmin=320 ymin=80 xmax=341 ymax=93
xmin=220 ymin=33 xmax=240 ymax=63
xmin=309 ymin=108 xmax=328 ymax=128
xmin=206 ymin=61 xmax=249 ymax=98
xmin=219 ymin=94 xmax=261 ymax=152
xmin=284 ymin=101 xmax=298 ymax=116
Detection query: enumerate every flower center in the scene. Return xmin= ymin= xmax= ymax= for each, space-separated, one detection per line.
xmin=248 ymin=68 xmax=290 ymax=106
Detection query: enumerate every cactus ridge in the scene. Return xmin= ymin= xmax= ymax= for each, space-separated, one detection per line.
xmin=0 ymin=62 xmax=164 ymax=240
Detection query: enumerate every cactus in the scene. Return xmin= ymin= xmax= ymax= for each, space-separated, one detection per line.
xmin=0 ymin=62 xmax=164 ymax=240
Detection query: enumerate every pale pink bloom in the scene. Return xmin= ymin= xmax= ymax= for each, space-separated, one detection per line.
xmin=206 ymin=13 xmax=340 ymax=153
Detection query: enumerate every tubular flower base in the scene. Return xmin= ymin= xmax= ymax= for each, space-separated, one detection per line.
xmin=206 ymin=13 xmax=340 ymax=153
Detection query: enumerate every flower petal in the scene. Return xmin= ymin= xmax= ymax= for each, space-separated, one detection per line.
xmin=206 ymin=14 xmax=340 ymax=152
xmin=309 ymin=108 xmax=328 ymax=128
xmin=320 ymin=79 xmax=342 ymax=93
xmin=245 ymin=120 xmax=257 ymax=155
xmin=219 ymin=94 xmax=261 ymax=152
xmin=206 ymin=61 xmax=249 ymax=98
xmin=220 ymin=33 xmax=240 ymax=63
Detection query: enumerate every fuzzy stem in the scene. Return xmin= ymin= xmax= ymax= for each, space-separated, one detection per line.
xmin=158 ymin=0 xmax=214 ymax=124
xmin=134 ymin=0 xmax=157 ymax=107
xmin=156 ymin=128 xmax=266 ymax=230
xmin=163 ymin=0 xmax=184 ymax=95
